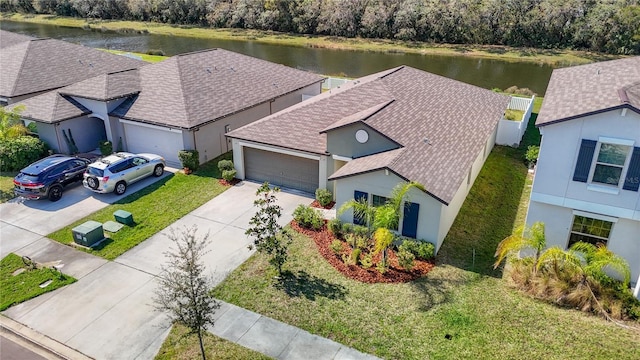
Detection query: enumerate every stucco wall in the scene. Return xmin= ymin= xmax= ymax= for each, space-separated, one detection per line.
xmin=334 ymin=170 xmax=444 ymax=248
xmin=56 ymin=116 xmax=107 ymax=153
xmin=36 ymin=123 xmax=61 ymax=152
xmin=325 ymin=123 xmax=399 ymax=158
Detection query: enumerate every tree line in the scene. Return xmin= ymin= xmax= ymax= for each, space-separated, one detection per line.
xmin=3 ymin=0 xmax=639 ymax=55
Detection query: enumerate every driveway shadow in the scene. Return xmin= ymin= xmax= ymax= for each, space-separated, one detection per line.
xmin=275 ymin=270 xmax=347 ymax=301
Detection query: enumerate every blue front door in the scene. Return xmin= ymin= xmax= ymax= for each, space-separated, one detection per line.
xmin=401 ymin=202 xmax=419 ymax=238
xmin=353 ymin=190 xmax=368 ymax=225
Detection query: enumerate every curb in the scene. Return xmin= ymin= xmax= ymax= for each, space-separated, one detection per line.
xmin=0 ymin=315 xmax=93 ymax=360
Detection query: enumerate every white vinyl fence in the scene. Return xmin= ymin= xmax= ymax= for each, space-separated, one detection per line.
xmin=496 ymin=95 xmax=535 ymax=147
xmin=322 ymin=77 xmax=350 ymax=90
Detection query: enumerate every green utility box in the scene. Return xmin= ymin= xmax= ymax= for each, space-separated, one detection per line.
xmin=114 ymin=210 xmax=134 ymax=226
xmin=72 ymin=221 xmax=104 ymax=247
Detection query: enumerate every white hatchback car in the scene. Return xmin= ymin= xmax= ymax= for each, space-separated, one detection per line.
xmin=83 ymin=152 xmax=165 ymax=195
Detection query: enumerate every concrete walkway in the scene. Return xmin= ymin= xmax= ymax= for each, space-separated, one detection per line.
xmin=1 ymin=181 xmax=379 ymax=360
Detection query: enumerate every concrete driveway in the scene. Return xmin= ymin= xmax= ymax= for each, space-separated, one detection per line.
xmin=3 ymin=181 xmax=312 ymax=360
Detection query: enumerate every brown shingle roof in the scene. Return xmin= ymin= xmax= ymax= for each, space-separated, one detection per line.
xmin=6 ymin=91 xmax=90 ymax=123
xmin=0 ymin=36 xmax=143 ymax=98
xmin=537 ymin=57 xmax=640 ymax=126
xmin=60 ymin=69 xmax=142 ymax=101
xmin=0 ymin=29 xmax=36 ymax=49
xmin=229 ymin=66 xmax=509 ymax=204
xmin=111 ymin=49 xmax=324 ymax=129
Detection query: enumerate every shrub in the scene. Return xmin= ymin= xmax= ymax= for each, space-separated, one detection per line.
xmin=98 ymin=140 xmax=113 ymax=156
xmin=350 ymin=248 xmax=361 ymax=265
xmin=222 ymin=169 xmax=237 ymax=182
xmin=315 ymin=188 xmax=332 ymax=207
xmin=217 ymin=159 xmax=234 ymax=172
xmin=328 ymin=218 xmax=343 ymax=238
xmin=330 ymin=240 xmax=343 ymax=254
xmin=525 ymin=145 xmax=540 ymax=167
xmin=178 ymin=150 xmax=199 ymax=171
xmin=397 ymin=248 xmax=415 ymax=270
xmin=353 ymin=225 xmax=369 ymax=238
xmin=398 ymin=239 xmax=435 ymax=260
xmin=345 ymin=234 xmax=356 ymax=249
xmin=147 ymin=49 xmax=165 ymax=56
xmin=341 ymin=222 xmax=353 ymax=235
xmin=0 ymin=136 xmax=48 ymax=171
xmin=356 ymin=236 xmax=370 ymax=250
xmin=292 ymin=205 xmax=323 ymax=230
xmin=26 ymin=122 xmax=38 ymax=133
xmin=361 ymin=253 xmax=373 ymax=268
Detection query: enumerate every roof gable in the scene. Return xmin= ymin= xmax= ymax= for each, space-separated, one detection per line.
xmin=60 ymin=69 xmax=142 ymax=101
xmin=8 ymin=91 xmax=90 ymax=123
xmin=0 ymin=29 xmax=35 ymax=49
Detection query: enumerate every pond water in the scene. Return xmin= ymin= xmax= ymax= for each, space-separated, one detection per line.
xmin=1 ymin=20 xmax=552 ymax=95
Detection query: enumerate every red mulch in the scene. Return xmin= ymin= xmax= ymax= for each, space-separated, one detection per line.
xmin=219 ymin=178 xmax=241 ymax=186
xmin=310 ymin=200 xmax=336 ymax=209
xmin=291 ymin=221 xmax=434 ymax=283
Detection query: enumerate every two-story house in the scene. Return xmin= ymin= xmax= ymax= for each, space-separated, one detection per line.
xmin=526 ymin=57 xmax=640 ymax=285
xmin=227 ymin=66 xmax=510 ymax=251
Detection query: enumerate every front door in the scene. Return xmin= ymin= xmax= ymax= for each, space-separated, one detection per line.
xmin=401 ymin=202 xmax=420 ymax=238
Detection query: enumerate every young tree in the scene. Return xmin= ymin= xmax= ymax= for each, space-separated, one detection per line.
xmin=153 ymin=226 xmax=219 ymax=360
xmin=246 ymin=182 xmax=292 ymax=277
xmin=494 ymin=221 xmax=546 ymax=272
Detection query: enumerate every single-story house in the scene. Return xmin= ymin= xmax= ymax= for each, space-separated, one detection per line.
xmin=227 ymin=66 xmax=510 ymax=250
xmin=526 ymin=57 xmax=640 ymax=285
xmin=0 ymin=30 xmax=143 ymax=106
xmin=8 ymin=48 xmax=324 ymax=166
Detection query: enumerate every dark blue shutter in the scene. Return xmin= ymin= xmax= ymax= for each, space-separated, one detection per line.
xmin=573 ymin=139 xmax=597 ymax=182
xmin=353 ymin=190 xmax=368 ymax=225
xmin=623 ymin=147 xmax=640 ymax=191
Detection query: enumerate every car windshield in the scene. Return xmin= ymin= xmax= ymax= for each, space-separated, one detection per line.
xmin=86 ymin=167 xmax=104 ymax=177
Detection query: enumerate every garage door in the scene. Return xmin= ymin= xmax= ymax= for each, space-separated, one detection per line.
xmin=244 ymin=147 xmax=319 ymax=193
xmin=123 ymin=123 xmax=183 ymax=166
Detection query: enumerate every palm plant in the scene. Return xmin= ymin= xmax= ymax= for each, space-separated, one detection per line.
xmin=338 ymin=197 xmax=376 ymax=235
xmin=0 ymin=106 xmax=27 ymax=141
xmin=494 ymin=221 xmax=546 ymax=271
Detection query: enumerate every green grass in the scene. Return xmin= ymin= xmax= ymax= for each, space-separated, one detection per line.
xmin=213 ymin=110 xmax=640 ymax=359
xmin=47 ymin=153 xmax=231 ymax=260
xmin=1 ymin=253 xmax=76 ymax=311
xmin=0 ymin=171 xmax=17 ymax=203
xmin=0 ymin=13 xmax=619 ymax=67
xmin=155 ymin=323 xmax=271 ymax=360
xmin=103 ymin=49 xmax=167 ymax=63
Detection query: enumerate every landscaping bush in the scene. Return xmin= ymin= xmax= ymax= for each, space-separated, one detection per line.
xmin=222 ymin=169 xmax=236 ymax=182
xmin=328 ymin=218 xmax=343 ymax=238
xmin=0 ymin=136 xmax=48 ymax=171
xmin=330 ymin=240 xmax=343 ymax=254
xmin=217 ymin=159 xmax=234 ymax=172
xmin=353 ymin=225 xmax=368 ymax=238
xmin=26 ymin=122 xmax=38 ymax=133
xmin=397 ymin=248 xmax=415 ymax=270
xmin=361 ymin=253 xmax=373 ymax=268
xmin=398 ymin=239 xmax=435 ymax=260
xmin=292 ymin=205 xmax=323 ymax=230
xmin=315 ymin=188 xmax=332 ymax=207
xmin=147 ymin=49 xmax=165 ymax=56
xmin=525 ymin=145 xmax=540 ymax=167
xmin=341 ymin=222 xmax=353 ymax=235
xmin=98 ymin=140 xmax=113 ymax=156
xmin=178 ymin=150 xmax=199 ymax=171
xmin=348 ymin=248 xmax=361 ymax=266
xmin=345 ymin=234 xmax=356 ymax=249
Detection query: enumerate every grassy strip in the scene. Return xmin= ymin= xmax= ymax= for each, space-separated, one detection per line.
xmin=0 ymin=253 xmax=76 ymax=311
xmin=0 ymin=171 xmax=17 ymax=203
xmin=1 ymin=13 xmax=618 ymax=67
xmin=155 ymin=323 xmax=271 ymax=360
xmin=47 ymin=153 xmax=231 ymax=260
xmin=103 ymin=49 xmax=167 ymax=63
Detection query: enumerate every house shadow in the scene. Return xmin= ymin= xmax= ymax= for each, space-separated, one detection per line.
xmin=275 ymin=270 xmax=347 ymax=301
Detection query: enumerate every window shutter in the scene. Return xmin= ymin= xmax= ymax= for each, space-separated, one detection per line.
xmin=623 ymin=147 xmax=640 ymax=191
xmin=573 ymin=139 xmax=597 ymax=182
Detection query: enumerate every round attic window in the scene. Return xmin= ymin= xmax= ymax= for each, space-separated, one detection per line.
xmin=355 ymin=129 xmax=369 ymax=143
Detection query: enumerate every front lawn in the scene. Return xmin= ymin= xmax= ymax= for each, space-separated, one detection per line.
xmin=0 ymin=171 xmax=17 ymax=203
xmin=0 ymin=253 xmax=76 ymax=311
xmin=155 ymin=324 xmax=271 ymax=360
xmin=48 ymin=153 xmax=231 ymax=260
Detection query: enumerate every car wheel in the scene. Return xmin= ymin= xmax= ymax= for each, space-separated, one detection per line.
xmin=87 ymin=176 xmax=99 ymax=190
xmin=115 ymin=181 xmax=127 ymax=195
xmin=48 ymin=185 xmax=63 ymax=202
xmin=153 ymin=164 xmax=164 ymax=177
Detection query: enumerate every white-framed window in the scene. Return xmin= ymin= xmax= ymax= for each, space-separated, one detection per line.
xmin=589 ymin=142 xmax=632 ymax=187
xmin=568 ymin=214 xmax=614 ymax=248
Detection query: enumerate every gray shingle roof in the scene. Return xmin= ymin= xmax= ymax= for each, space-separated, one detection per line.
xmin=537 ymin=57 xmax=640 ymax=126
xmin=6 ymin=91 xmax=90 ymax=123
xmin=0 ymin=29 xmax=36 ymax=49
xmin=0 ymin=35 xmax=144 ymax=98
xmin=60 ymin=69 xmax=142 ymax=101
xmin=111 ymin=49 xmax=324 ymax=129
xmin=228 ymin=66 xmax=510 ymax=204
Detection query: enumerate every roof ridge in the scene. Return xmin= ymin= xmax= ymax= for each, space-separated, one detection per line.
xmin=10 ymin=41 xmax=32 ymax=97
xmin=176 ymin=48 xmax=219 ymax=57
xmin=172 ymin=56 xmax=191 ymax=125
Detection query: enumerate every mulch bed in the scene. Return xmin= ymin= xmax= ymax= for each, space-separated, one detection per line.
xmin=218 ymin=178 xmax=241 ymax=186
xmin=310 ymin=200 xmax=336 ymax=209
xmin=291 ymin=221 xmax=434 ymax=283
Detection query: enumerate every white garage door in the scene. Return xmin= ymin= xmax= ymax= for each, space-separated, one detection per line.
xmin=123 ymin=123 xmax=183 ymax=166
xmin=244 ymin=147 xmax=319 ymax=193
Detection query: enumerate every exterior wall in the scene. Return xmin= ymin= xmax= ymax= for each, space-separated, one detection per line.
xmin=54 ymin=116 xmax=107 ymax=153
xmin=334 ymin=170 xmax=444 ymax=248
xmin=325 ymin=123 xmax=399 ymax=158
xmin=527 ymin=201 xmax=640 ymax=285
xmin=270 ymin=83 xmax=322 ymax=113
xmin=36 ymin=123 xmax=61 ymax=152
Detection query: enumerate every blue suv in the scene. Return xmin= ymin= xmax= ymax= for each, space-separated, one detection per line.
xmin=13 ymin=154 xmax=95 ymax=202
